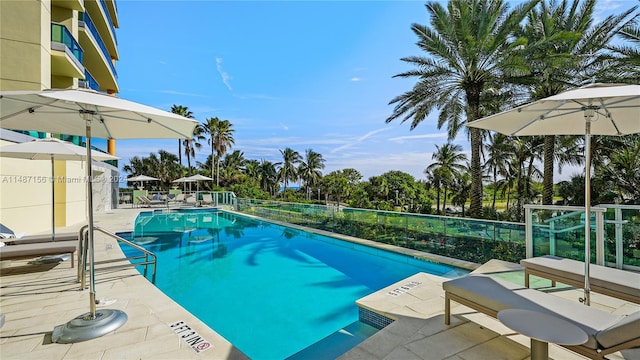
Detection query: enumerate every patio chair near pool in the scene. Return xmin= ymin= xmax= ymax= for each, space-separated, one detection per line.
xmin=0 ymin=241 xmax=77 ymax=267
xmin=201 ymin=193 xmax=213 ymax=206
xmin=137 ymin=195 xmax=165 ymax=207
xmin=183 ymin=195 xmax=197 ymax=207
xmin=167 ymin=193 xmax=185 ymax=206
xmin=0 ymin=224 xmax=77 ymax=244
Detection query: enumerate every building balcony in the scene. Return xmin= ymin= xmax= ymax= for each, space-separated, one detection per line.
xmin=79 ymin=69 xmax=100 ymax=91
xmin=52 ymin=0 xmax=84 ymax=11
xmin=50 ymin=23 xmax=85 ymax=79
xmin=103 ymin=0 xmax=119 ymax=28
xmin=79 ymin=12 xmax=118 ymax=92
xmin=84 ymin=0 xmax=118 ymax=61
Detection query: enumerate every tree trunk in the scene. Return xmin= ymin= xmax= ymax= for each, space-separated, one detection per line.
xmin=542 ymin=135 xmax=555 ymax=205
xmin=178 ymin=140 xmax=182 ymax=166
xmin=466 ymin=85 xmax=484 ymax=218
xmin=492 ymin=168 xmax=497 ymax=212
xmin=469 ymin=127 xmax=483 ymax=217
xmin=212 ymin=149 xmax=216 ymax=187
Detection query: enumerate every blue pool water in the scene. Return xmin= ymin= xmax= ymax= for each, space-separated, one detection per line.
xmin=121 ymin=210 xmax=468 ymax=359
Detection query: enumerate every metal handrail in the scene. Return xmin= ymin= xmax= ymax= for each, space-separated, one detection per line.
xmin=77 ymin=225 xmax=157 ymax=288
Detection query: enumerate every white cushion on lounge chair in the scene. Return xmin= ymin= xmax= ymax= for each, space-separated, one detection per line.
xmin=443 ymin=275 xmax=623 ymax=349
xmin=521 ymin=255 xmax=640 ymax=303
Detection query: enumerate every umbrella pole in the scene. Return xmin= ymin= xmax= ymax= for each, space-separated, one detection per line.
xmin=51 ymin=112 xmax=127 ymax=344
xmin=51 ymin=156 xmax=56 ymax=241
xmin=582 ymin=111 xmax=594 ymax=306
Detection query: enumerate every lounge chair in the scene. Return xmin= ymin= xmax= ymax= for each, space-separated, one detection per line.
xmin=521 ymin=255 xmax=640 ymax=304
xmin=167 ymin=193 xmax=185 ymax=206
xmin=201 ymin=193 xmax=213 ymax=206
xmin=443 ymin=274 xmax=640 ymax=359
xmin=0 ymin=241 xmax=76 ymax=267
xmin=0 ymin=224 xmax=77 ymax=244
xmin=137 ymin=195 xmax=165 ymax=207
xmin=184 ymin=195 xmax=197 ymax=206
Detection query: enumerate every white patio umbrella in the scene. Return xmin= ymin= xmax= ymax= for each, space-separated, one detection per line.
xmin=0 ymin=88 xmax=198 ymax=343
xmin=172 ymin=176 xmax=196 ymax=192
xmin=186 ymin=174 xmax=213 ymax=194
xmin=467 ymin=83 xmax=640 ymax=306
xmin=126 ymin=174 xmax=159 ymax=189
xmin=0 ymin=137 xmax=118 ymax=240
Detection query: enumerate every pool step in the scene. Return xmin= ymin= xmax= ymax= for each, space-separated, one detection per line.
xmin=286 ymin=321 xmax=378 ymax=360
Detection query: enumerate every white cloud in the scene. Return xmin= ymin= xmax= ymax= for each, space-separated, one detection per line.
xmin=351 ymin=77 xmax=362 ymax=82
xmin=331 ymin=127 xmax=391 ymax=153
xmin=216 ymin=57 xmax=232 ymax=91
xmin=389 ymin=132 xmax=447 ymax=142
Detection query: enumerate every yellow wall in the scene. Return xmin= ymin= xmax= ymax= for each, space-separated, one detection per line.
xmin=0 ymin=139 xmax=95 ymax=235
xmin=0 ymin=0 xmax=51 ymax=90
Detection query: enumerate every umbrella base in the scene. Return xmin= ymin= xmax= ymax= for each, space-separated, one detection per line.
xmin=52 ymin=309 xmax=127 ymax=343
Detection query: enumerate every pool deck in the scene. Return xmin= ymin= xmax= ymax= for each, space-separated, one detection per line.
xmin=1 ymin=207 xmax=639 ymax=359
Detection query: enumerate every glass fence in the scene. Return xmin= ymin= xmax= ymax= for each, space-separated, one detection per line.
xmin=236 ymin=199 xmax=526 ymax=264
xmin=525 ymin=204 xmax=640 ymax=270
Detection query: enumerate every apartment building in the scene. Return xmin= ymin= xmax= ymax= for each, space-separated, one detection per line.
xmin=0 ymin=0 xmax=121 ymax=235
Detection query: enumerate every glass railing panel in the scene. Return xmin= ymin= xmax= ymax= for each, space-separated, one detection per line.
xmin=79 ymin=12 xmax=117 ymax=79
xmin=81 ymin=69 xmax=100 ymax=91
xmin=602 ymin=205 xmax=640 ymax=268
xmin=51 ymin=23 xmax=83 ymax=63
xmin=528 ymin=207 xmax=600 ymax=262
xmin=237 ymin=199 xmax=527 ymax=264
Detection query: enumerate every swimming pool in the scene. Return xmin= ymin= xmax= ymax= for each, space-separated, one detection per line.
xmin=121 ymin=210 xmax=468 ymax=359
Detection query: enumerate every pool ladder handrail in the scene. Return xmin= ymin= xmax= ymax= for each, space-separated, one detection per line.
xmin=76 ymin=225 xmax=157 ymax=288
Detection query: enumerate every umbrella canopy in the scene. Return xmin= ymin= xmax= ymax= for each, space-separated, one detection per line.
xmin=0 ymin=137 xmax=118 ymax=240
xmin=126 ymin=175 xmax=159 ymax=182
xmin=0 ymin=137 xmax=119 ymax=161
xmin=467 ymin=83 xmax=640 ymax=306
xmin=186 ymin=174 xmax=214 ymax=194
xmin=186 ymin=174 xmax=213 ymax=181
xmin=172 ymin=176 xmax=196 ymax=183
xmin=0 ymin=88 xmax=197 ymax=343
xmin=467 ymin=83 xmax=639 ymax=136
xmin=0 ymin=89 xmax=198 ymax=139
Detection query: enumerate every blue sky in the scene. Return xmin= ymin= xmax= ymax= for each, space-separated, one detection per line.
xmin=111 ymin=0 xmax=633 ymax=184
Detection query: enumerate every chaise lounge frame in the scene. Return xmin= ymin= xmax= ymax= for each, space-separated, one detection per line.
xmin=0 ymin=242 xmax=76 ymax=268
xmin=443 ymin=274 xmax=640 ymax=359
xmin=521 ymin=255 xmax=640 ymax=304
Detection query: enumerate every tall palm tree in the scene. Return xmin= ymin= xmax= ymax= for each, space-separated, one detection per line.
xmin=170 ymin=105 xmax=194 ymax=166
xmin=386 ymin=0 xmax=538 ymax=218
xmin=425 ymin=143 xmax=468 ymax=213
xmin=184 ymin=123 xmax=206 ymax=176
xmin=298 ymin=149 xmax=325 ymax=199
xmin=258 ymin=159 xmax=278 ymax=196
xmin=220 ymin=150 xmax=246 ymax=186
xmin=203 ymin=117 xmax=235 ymax=187
xmin=277 ymin=148 xmax=302 ymax=195
xmin=517 ymin=0 xmax=637 ymax=205
xmin=484 ymin=133 xmax=513 ymax=212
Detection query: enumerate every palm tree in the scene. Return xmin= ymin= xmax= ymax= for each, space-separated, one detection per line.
xmin=386 ymin=0 xmax=538 ymax=218
xmin=220 ymin=150 xmax=245 ymax=186
xmin=484 ymin=133 xmax=513 ymax=212
xmin=203 ymin=117 xmax=235 ymax=187
xmin=425 ymin=143 xmax=468 ymax=213
xmin=184 ymin=123 xmax=206 ymax=176
xmin=277 ymin=148 xmax=302 ymax=195
xmin=170 ymin=105 xmax=194 ymax=166
xmin=258 ymin=159 xmax=278 ymax=196
xmin=298 ymin=149 xmax=325 ymax=199
xmin=517 ymin=0 xmax=637 ymax=205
